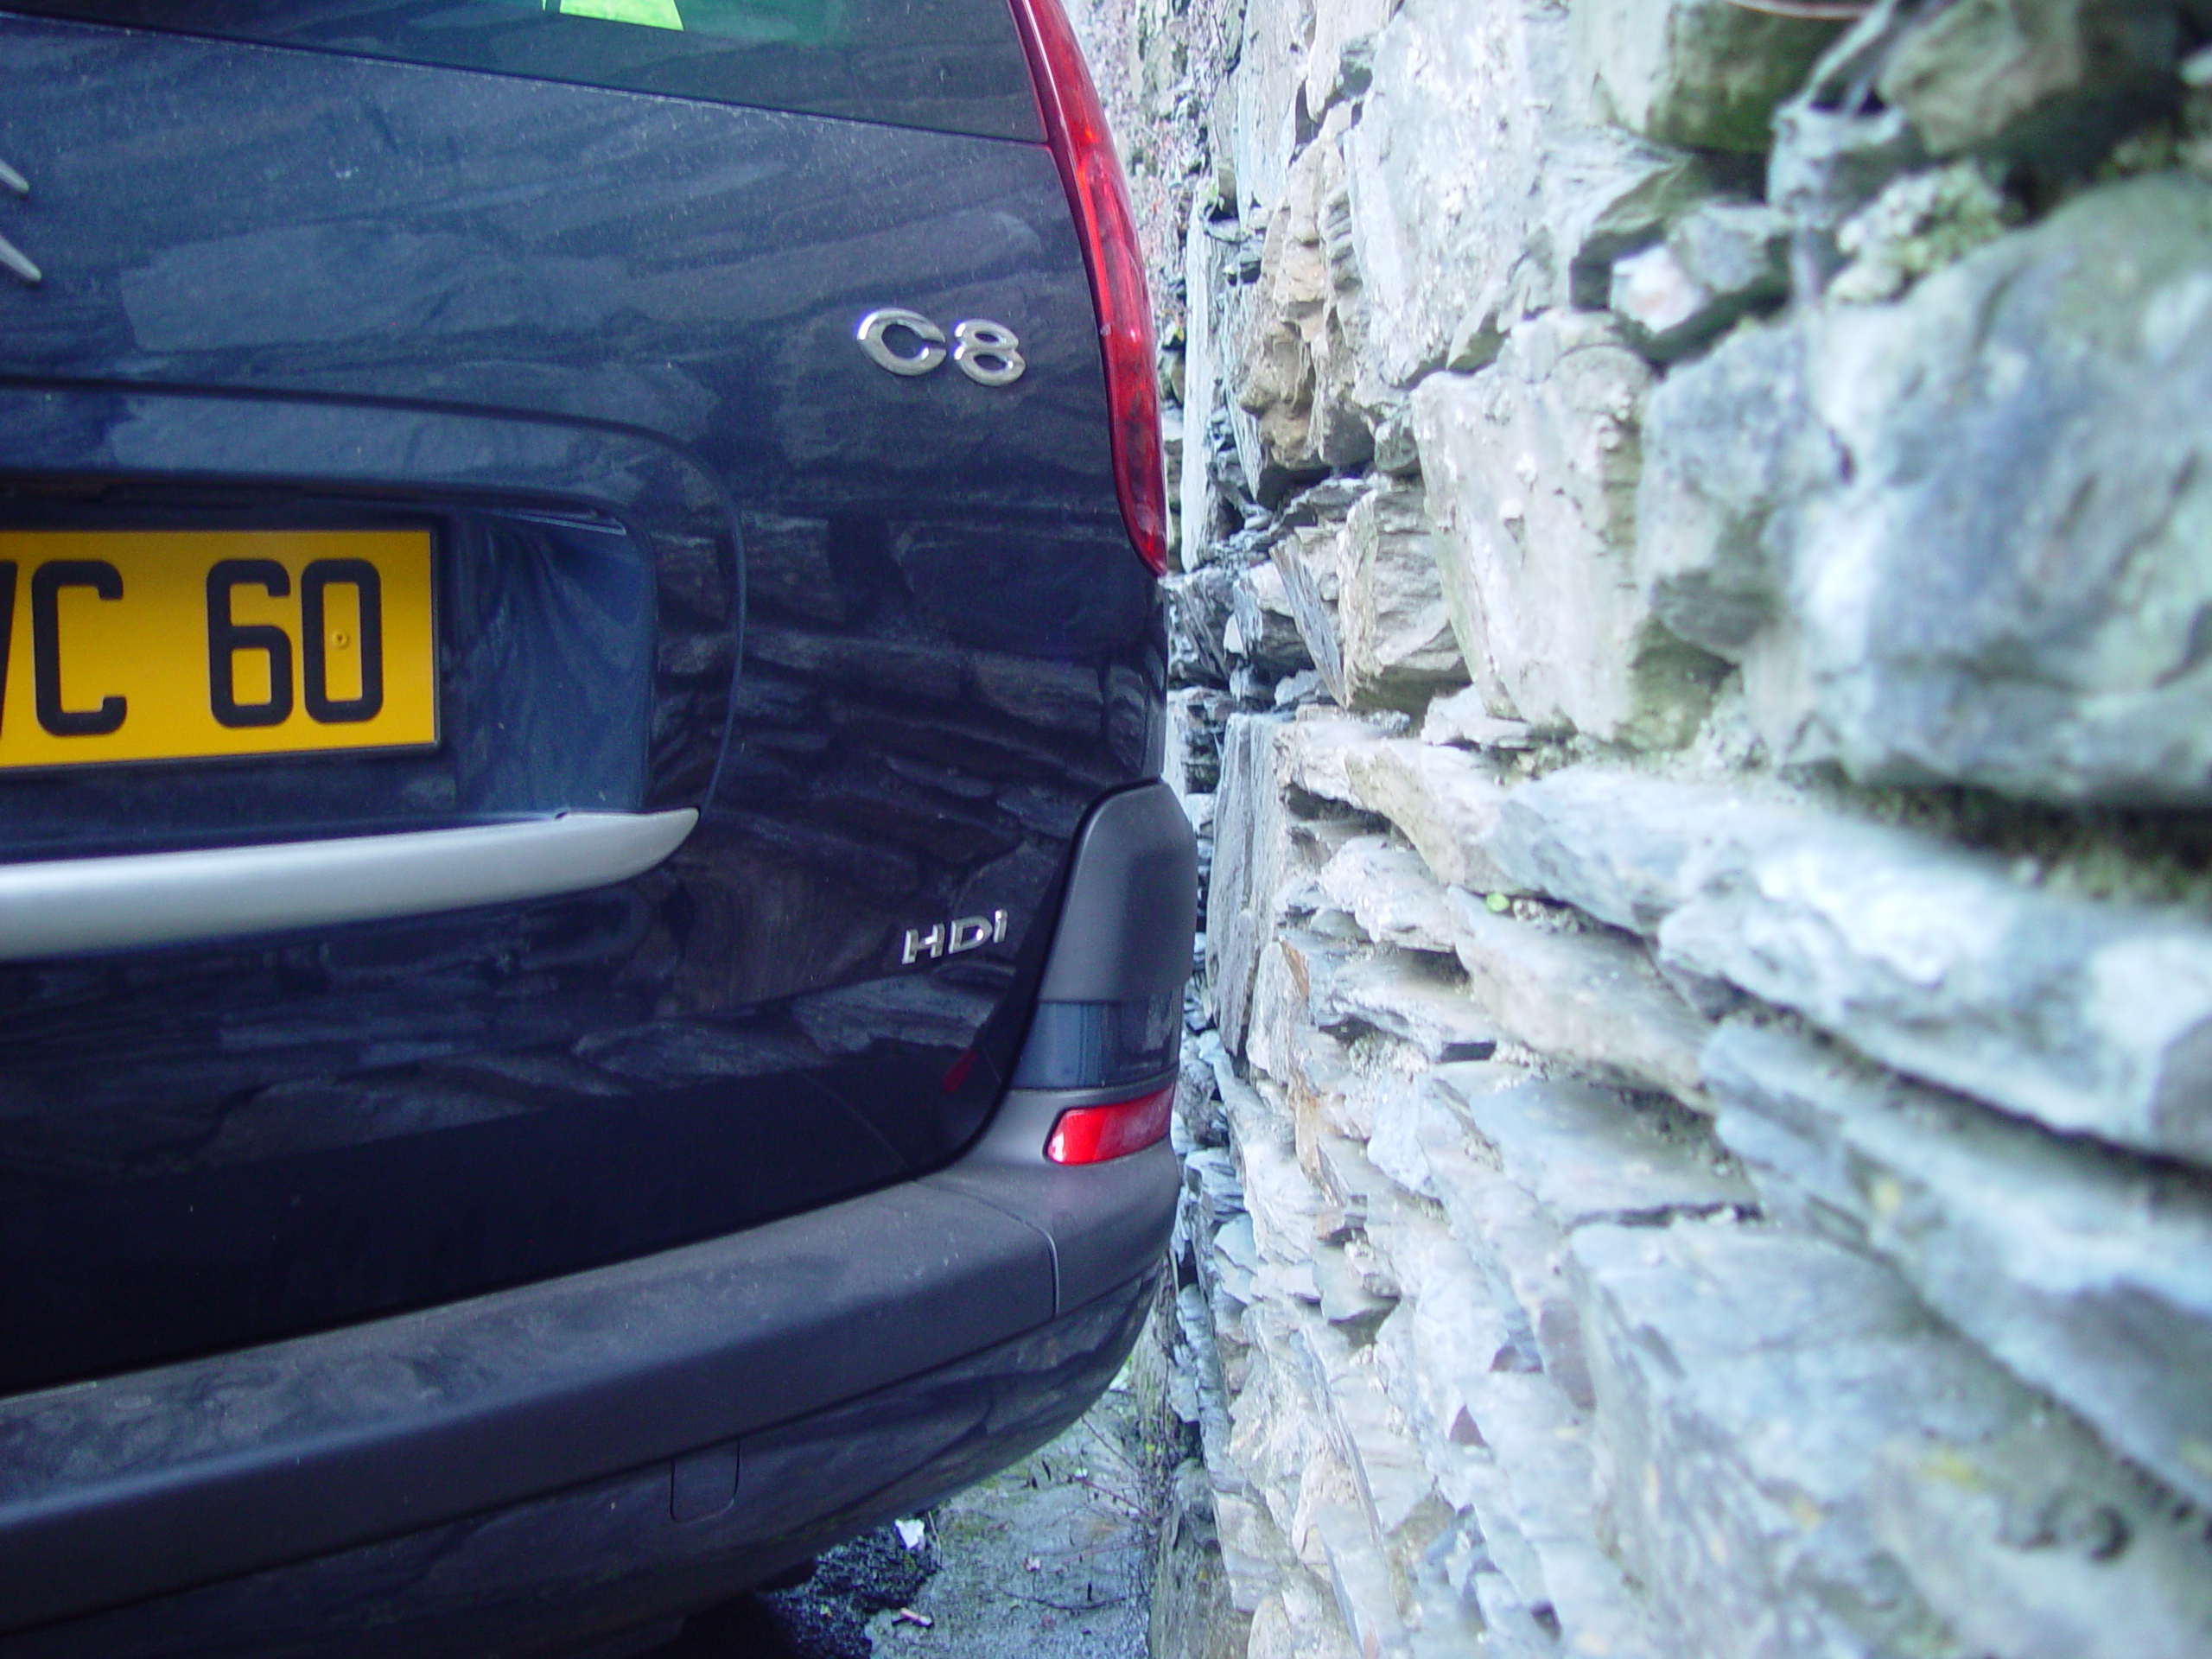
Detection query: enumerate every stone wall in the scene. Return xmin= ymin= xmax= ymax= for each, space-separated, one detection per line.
xmin=1090 ymin=1 xmax=2212 ymax=1655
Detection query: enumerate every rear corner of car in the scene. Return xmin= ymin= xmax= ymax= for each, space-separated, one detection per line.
xmin=0 ymin=0 xmax=1189 ymax=1647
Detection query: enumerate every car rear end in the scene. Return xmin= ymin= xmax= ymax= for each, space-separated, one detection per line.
xmin=0 ymin=2 xmax=1192 ymax=1650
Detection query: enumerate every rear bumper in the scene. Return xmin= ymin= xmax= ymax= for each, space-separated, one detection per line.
xmin=0 ymin=1122 xmax=1178 ymax=1643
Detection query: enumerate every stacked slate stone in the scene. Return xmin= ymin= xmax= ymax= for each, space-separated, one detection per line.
xmin=1114 ymin=0 xmax=2212 ymax=1655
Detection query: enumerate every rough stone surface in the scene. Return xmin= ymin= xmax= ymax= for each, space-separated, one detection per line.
xmin=1569 ymin=0 xmax=1845 ymax=153
xmin=1344 ymin=0 xmax=1744 ymax=386
xmin=1228 ymin=561 xmax=1313 ymax=677
xmin=1633 ymin=315 xmax=1831 ymax=663
xmin=1415 ymin=313 xmax=1727 ymax=748
xmin=1315 ymin=949 xmax=1498 ymax=1065
xmin=1877 ymin=0 xmax=2181 ymax=170
xmin=1334 ymin=485 xmax=1467 ymax=713
xmin=1109 ymin=0 xmax=2212 ymax=1650
xmin=1268 ymin=527 xmax=1343 ymax=703
xmin=1335 ymin=740 xmax=1525 ymax=894
xmin=1478 ymin=764 xmax=1794 ymax=937
xmin=1867 ymin=1408 xmax=2212 ymax=1659
xmin=1797 ymin=173 xmax=2212 ymax=803
xmin=1315 ymin=836 xmax=1457 ymax=955
xmin=1572 ymin=1217 xmax=2010 ymax=1659
xmin=1659 ymin=794 xmax=2212 ymax=1166
xmin=1705 ymin=1019 xmax=2212 ymax=1514
xmin=1446 ymin=893 xmax=1713 ymax=1107
xmin=1479 ymin=760 xmax=2212 ymax=1167
xmin=1205 ymin=716 xmax=1294 ymax=1058
xmin=1610 ymin=200 xmax=1790 ymax=361
xmin=1418 ymin=689 xmax=1542 ymax=751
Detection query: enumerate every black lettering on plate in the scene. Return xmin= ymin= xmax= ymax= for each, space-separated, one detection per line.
xmin=300 ymin=557 xmax=384 ymax=724
xmin=32 ymin=560 xmax=126 ymax=737
xmin=0 ymin=562 xmax=14 ymax=734
xmin=207 ymin=559 xmax=293 ymax=729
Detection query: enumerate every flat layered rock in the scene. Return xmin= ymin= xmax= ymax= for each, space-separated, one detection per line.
xmin=1796 ymin=174 xmax=2212 ymax=803
xmin=1570 ymin=1217 xmax=2015 ymax=1659
xmin=1706 ymin=1019 xmax=2212 ymax=1514
xmin=1478 ymin=763 xmax=2212 ymax=1166
xmin=1569 ymin=0 xmax=1844 ymax=154
xmin=1336 ymin=738 xmax=1525 ymax=892
xmin=1316 ymin=835 xmax=1458 ymax=954
xmin=1414 ymin=314 xmax=1727 ymax=748
xmin=1446 ymin=893 xmax=1713 ymax=1105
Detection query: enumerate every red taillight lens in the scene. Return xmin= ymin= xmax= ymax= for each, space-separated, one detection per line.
xmin=1044 ymin=1084 xmax=1174 ymax=1165
xmin=1007 ymin=0 xmax=1168 ymax=576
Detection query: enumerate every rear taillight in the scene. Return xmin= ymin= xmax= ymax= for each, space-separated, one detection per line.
xmin=1044 ymin=1084 xmax=1175 ymax=1165
xmin=1007 ymin=0 xmax=1168 ymax=576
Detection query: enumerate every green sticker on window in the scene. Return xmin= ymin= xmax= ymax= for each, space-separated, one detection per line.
xmin=556 ymin=0 xmax=685 ymax=29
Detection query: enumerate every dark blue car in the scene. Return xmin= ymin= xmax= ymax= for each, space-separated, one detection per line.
xmin=0 ymin=3 xmax=1192 ymax=1650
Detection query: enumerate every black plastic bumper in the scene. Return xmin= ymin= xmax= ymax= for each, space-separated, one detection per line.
xmin=0 ymin=1131 xmax=1176 ymax=1646
xmin=0 ymin=779 xmax=1195 ymax=1645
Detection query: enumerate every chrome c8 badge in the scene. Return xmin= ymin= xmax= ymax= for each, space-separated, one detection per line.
xmin=856 ymin=309 xmax=1025 ymax=386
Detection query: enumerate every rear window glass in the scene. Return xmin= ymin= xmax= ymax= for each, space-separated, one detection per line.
xmin=8 ymin=0 xmax=1044 ymax=140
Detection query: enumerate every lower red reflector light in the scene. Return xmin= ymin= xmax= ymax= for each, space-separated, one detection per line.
xmin=1044 ymin=1084 xmax=1174 ymax=1166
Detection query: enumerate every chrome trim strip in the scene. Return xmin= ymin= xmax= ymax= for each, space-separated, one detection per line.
xmin=0 ymin=809 xmax=697 ymax=961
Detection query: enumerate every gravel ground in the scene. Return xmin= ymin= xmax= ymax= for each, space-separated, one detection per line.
xmin=648 ymin=1368 xmax=1160 ymax=1659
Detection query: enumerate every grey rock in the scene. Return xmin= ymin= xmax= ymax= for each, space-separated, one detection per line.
xmin=1167 ymin=564 xmax=1241 ymax=689
xmin=1634 ymin=315 xmax=1832 ymax=659
xmin=1414 ymin=313 xmax=1728 ymax=748
xmin=1224 ymin=0 xmax=1309 ymax=222
xmin=1227 ymin=560 xmax=1313 ymax=676
xmin=1336 ymin=738 xmax=1525 ymax=893
xmin=1205 ymin=715 xmax=1294 ymax=1056
xmin=1610 ymin=200 xmax=1789 ymax=361
xmin=1868 ymin=1406 xmax=2212 ymax=1659
xmin=1427 ymin=1065 xmax=1749 ymax=1411
xmin=1569 ymin=0 xmax=1846 ymax=154
xmin=1798 ymin=173 xmax=2212 ymax=803
xmin=1478 ymin=764 xmax=1766 ymax=934
xmin=1571 ymin=1217 xmax=2012 ymax=1659
xmin=1361 ymin=1166 xmax=1661 ymax=1659
xmin=1344 ymin=0 xmax=1742 ymax=379
xmin=1313 ymin=1241 xmax=1396 ymax=1337
xmin=1482 ymin=761 xmax=2212 ymax=1166
xmin=1271 ymin=524 xmax=1344 ymax=702
xmin=1278 ymin=475 xmax=1370 ymax=529
xmin=1304 ymin=0 xmax=1389 ymax=118
xmin=1550 ymin=133 xmax=1757 ymax=310
xmin=1281 ymin=709 xmax=1404 ymax=806
xmin=1181 ymin=194 xmax=1236 ymax=575
xmin=1418 ymin=689 xmax=1541 ymax=751
xmin=1705 ymin=1019 xmax=2212 ymax=1514
xmin=1657 ymin=805 xmax=2212 ymax=1166
xmin=1826 ymin=157 xmax=2015 ymax=305
xmin=1316 ymin=948 xmax=1497 ymax=1062
xmin=1370 ymin=405 xmax=1421 ymax=476
xmin=1767 ymin=8 xmax=1934 ymax=291
xmin=1436 ymin=1066 xmax=1749 ymax=1235
xmin=1445 ymin=891 xmax=1713 ymax=1107
xmin=1230 ymin=137 xmax=1342 ymax=486
xmin=1878 ymin=0 xmax=2180 ymax=174
xmin=1445 ymin=284 xmax=1511 ymax=373
xmin=1315 ymin=835 xmax=1457 ymax=954
xmin=1335 ymin=484 xmax=1468 ymax=713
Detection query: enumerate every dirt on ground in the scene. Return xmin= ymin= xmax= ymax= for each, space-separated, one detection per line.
xmin=651 ymin=1362 xmax=1163 ymax=1659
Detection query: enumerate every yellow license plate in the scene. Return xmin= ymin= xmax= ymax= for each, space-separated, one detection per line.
xmin=0 ymin=528 xmax=435 ymax=771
